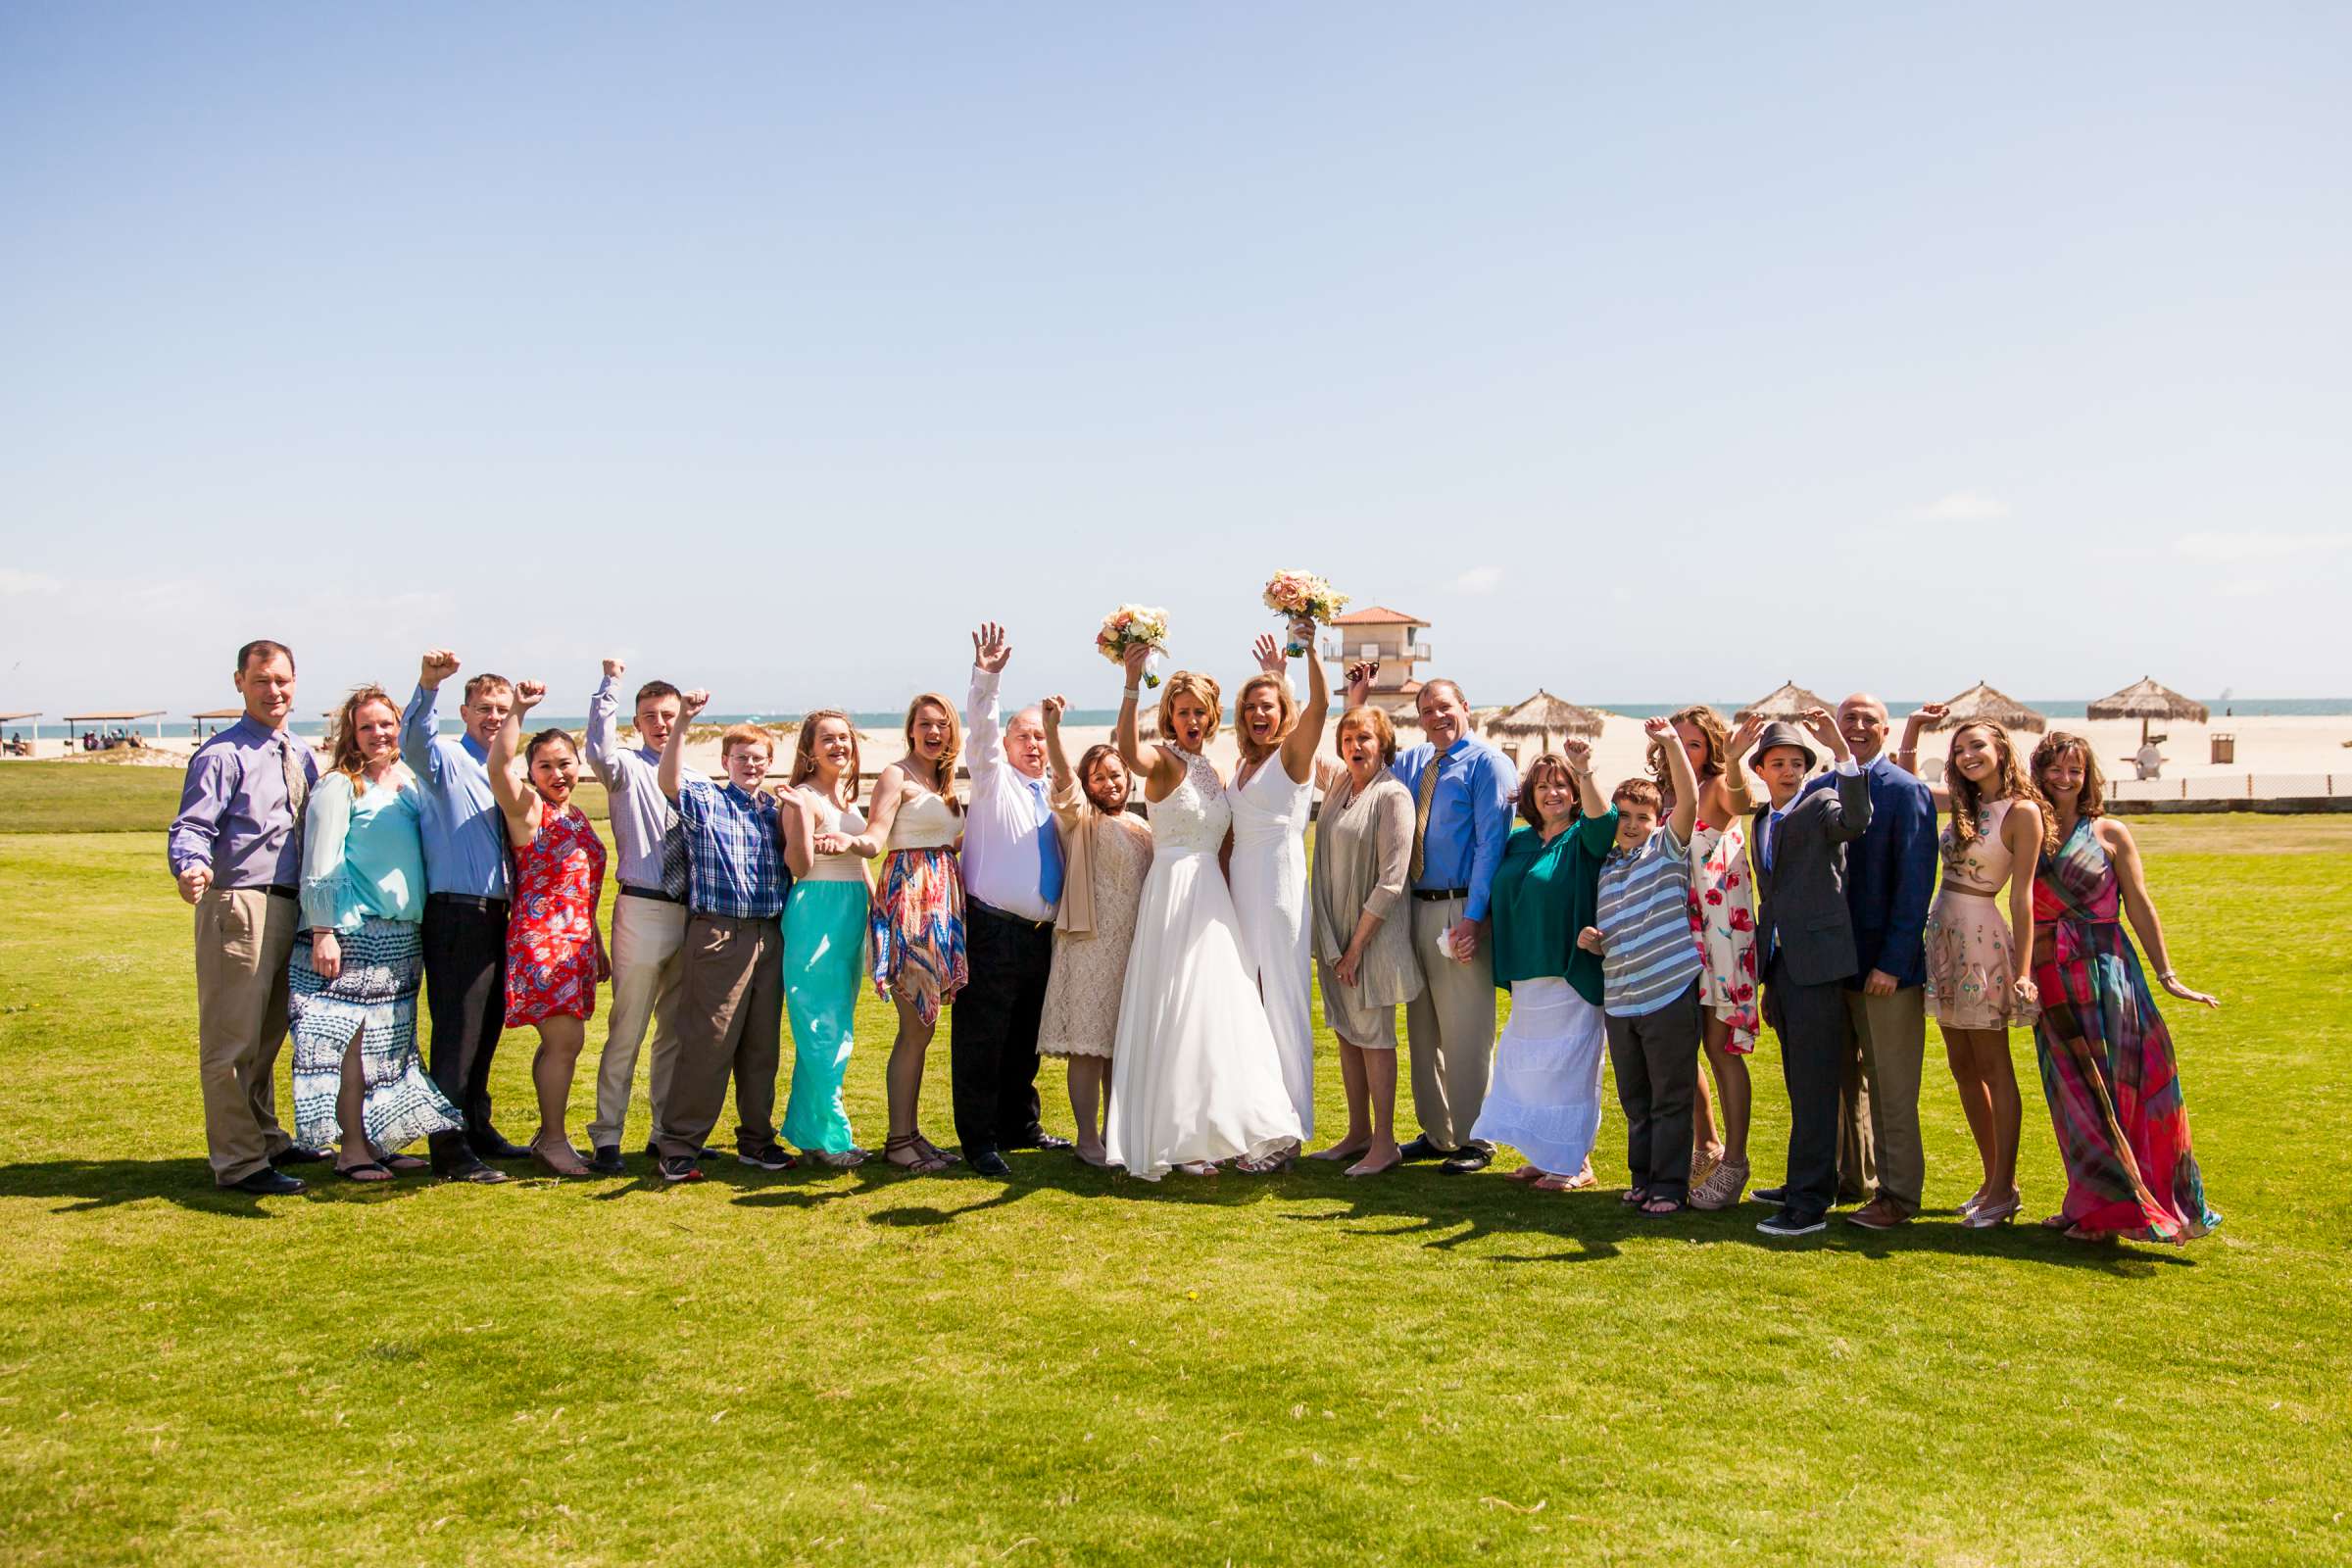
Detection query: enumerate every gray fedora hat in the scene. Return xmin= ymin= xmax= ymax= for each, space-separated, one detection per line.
xmin=1749 ymin=720 xmax=1817 ymax=773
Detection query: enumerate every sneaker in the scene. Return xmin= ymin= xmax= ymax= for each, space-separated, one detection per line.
xmin=1757 ymin=1209 xmax=1828 ymax=1239
xmin=737 ymin=1142 xmax=800 ymax=1171
xmin=1749 ymin=1184 xmax=1787 ymax=1206
xmin=658 ymin=1155 xmax=704 ymax=1184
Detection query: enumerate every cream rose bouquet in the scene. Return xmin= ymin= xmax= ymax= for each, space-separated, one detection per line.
xmin=1097 ymin=603 xmax=1170 ymax=688
xmin=1263 ymin=569 xmax=1349 ymax=658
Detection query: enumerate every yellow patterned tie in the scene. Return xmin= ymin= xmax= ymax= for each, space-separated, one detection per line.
xmin=1409 ymin=752 xmax=1441 ymax=885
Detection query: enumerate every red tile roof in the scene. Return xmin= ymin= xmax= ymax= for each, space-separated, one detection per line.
xmin=1330 ymin=605 xmax=1427 ymax=627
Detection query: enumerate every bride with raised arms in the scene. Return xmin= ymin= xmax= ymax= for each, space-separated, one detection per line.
xmin=1102 ymin=639 xmax=1304 ymax=1179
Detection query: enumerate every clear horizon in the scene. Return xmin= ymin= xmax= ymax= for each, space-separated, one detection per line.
xmin=5 ymin=5 xmax=2348 ymax=714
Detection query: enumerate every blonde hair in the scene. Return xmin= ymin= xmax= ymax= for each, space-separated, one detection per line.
xmin=327 ymin=685 xmax=400 ymax=796
xmin=788 ymin=710 xmax=861 ymax=807
xmin=1157 ymin=671 xmax=1223 ymax=748
xmin=903 ymin=692 xmax=962 ymax=815
xmin=2031 ymin=730 xmax=2107 ymax=823
xmin=720 ymin=722 xmax=773 ymax=761
xmin=1334 ymin=704 xmax=1396 ymax=764
xmin=1233 ymin=672 xmax=1299 ymax=764
xmin=1944 ymin=721 xmax=2057 ymax=859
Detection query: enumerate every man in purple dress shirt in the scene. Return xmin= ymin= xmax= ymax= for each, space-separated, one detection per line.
xmin=168 ymin=640 xmax=322 ymax=1195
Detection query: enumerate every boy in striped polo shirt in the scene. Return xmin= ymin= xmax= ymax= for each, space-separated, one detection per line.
xmin=1578 ymin=717 xmax=1704 ymax=1213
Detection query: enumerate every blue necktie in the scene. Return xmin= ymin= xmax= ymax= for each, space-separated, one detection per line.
xmin=1031 ymin=777 xmax=1065 ymax=906
xmin=1765 ymin=808 xmax=1786 ymax=872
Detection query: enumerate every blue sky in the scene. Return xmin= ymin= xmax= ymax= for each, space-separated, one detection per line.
xmin=3 ymin=3 xmax=2346 ymax=716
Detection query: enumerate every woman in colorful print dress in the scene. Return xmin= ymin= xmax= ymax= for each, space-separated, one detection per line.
xmin=489 ymin=680 xmax=610 ymax=1177
xmin=851 ymin=693 xmax=967 ymax=1174
xmin=1893 ymin=706 xmax=2052 ymax=1229
xmin=2026 ymin=732 xmax=2220 ymax=1243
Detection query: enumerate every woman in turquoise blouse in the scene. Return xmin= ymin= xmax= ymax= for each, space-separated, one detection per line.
xmin=1469 ymin=740 xmax=1618 ymax=1190
xmin=288 ymin=687 xmax=464 ymax=1180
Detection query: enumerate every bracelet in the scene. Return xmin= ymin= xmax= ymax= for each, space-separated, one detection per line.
xmin=2158 ymin=968 xmax=2178 ymax=981
xmin=1123 ymin=687 xmax=1141 ymax=698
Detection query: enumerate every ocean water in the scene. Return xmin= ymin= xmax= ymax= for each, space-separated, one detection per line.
xmin=57 ymin=696 xmax=2342 ymax=744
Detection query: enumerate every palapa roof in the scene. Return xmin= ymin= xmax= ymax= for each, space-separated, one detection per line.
xmin=1927 ymin=680 xmax=2047 ymax=734
xmin=1330 ymin=605 xmax=1428 ymax=628
xmin=2086 ymin=677 xmax=2209 ymax=725
xmin=1485 ymin=689 xmax=1605 ymax=738
xmin=1735 ymin=681 xmax=1831 ymax=722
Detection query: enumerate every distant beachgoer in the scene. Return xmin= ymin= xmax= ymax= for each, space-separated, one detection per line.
xmin=1894 ymin=705 xmax=2055 ymax=1230
xmin=2028 ymin=733 xmax=2220 ymax=1243
xmin=1037 ymin=693 xmax=1153 ymax=1167
xmin=852 ymin=693 xmax=968 ymax=1175
xmin=401 ymin=651 xmax=524 ymax=1183
xmin=2133 ymin=741 xmax=2165 ymax=780
xmin=487 ymin=681 xmax=609 ymax=1178
xmin=167 ymin=639 xmax=322 ymax=1195
xmin=288 ymin=685 xmax=462 ymax=1181
xmin=580 ymin=660 xmax=692 ymax=1175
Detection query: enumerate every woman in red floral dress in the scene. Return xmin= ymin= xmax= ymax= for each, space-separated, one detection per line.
xmin=490 ymin=680 xmax=610 ymax=1177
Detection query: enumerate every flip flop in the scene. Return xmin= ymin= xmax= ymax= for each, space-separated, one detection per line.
xmin=336 ymin=1161 xmax=394 ymax=1184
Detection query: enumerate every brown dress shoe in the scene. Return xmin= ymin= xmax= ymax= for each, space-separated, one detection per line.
xmin=1845 ymin=1198 xmax=1912 ymax=1230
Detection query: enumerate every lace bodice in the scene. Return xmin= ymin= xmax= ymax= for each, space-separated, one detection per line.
xmin=1151 ymin=747 xmax=1231 ymax=856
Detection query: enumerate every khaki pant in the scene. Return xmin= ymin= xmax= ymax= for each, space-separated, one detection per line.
xmin=192 ymin=887 xmax=299 ymax=1184
xmin=1403 ymin=896 xmax=1498 ymax=1151
xmin=587 ymin=894 xmax=689 ymax=1147
xmin=657 ymin=912 xmax=783 ymax=1157
xmin=1843 ymin=985 xmax=1928 ymax=1212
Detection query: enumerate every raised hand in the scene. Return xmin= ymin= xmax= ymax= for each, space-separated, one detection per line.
xmin=1906 ymin=702 xmax=1949 ymax=735
xmin=419 ymin=649 xmax=461 ymax=689
xmin=1041 ymin=694 xmax=1068 ymax=728
xmin=1345 ymin=661 xmax=1378 ymax=706
xmin=602 ymin=656 xmax=625 ymax=679
xmin=1122 ymin=641 xmax=1152 ymax=684
xmin=514 ymin=679 xmax=547 ymax=712
xmin=1252 ymin=633 xmax=1285 ymax=675
xmin=1643 ymin=715 xmax=1675 ymax=745
xmin=972 ymin=622 xmax=1012 ymax=674
xmin=1561 ymin=735 xmax=1592 ymax=773
xmin=680 ymin=688 xmax=711 ymax=719
xmin=1728 ymin=714 xmax=1765 ymax=757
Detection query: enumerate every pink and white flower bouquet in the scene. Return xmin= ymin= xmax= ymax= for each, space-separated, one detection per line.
xmin=1096 ymin=603 xmax=1170 ymax=689
xmin=1262 ymin=569 xmax=1349 ymax=658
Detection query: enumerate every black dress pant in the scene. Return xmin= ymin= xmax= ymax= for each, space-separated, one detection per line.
xmin=1602 ymin=977 xmax=1703 ymax=1204
xmin=421 ymin=895 xmax=509 ymax=1166
xmin=952 ymin=901 xmax=1054 ymax=1154
xmin=1763 ymin=949 xmax=1848 ymax=1223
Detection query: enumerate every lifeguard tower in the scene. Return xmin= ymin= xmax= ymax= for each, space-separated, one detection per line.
xmin=1322 ymin=606 xmax=1432 ymax=717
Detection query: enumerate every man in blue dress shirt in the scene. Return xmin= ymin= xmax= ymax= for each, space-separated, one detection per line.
xmin=1355 ymin=672 xmax=1518 ymax=1174
xmin=168 ymin=639 xmax=321 ymax=1195
xmin=400 ymin=648 xmax=524 ymax=1183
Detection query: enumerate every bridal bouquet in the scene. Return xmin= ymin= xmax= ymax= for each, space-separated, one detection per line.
xmin=1262 ymin=569 xmax=1348 ymax=658
xmin=1097 ymin=603 xmax=1170 ymax=689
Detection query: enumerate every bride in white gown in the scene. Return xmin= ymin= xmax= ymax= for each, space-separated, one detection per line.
xmin=1225 ymin=625 xmax=1332 ymax=1156
xmin=1103 ymin=641 xmax=1304 ymax=1180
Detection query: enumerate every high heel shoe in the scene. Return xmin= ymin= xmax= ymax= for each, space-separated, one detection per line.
xmin=1961 ymin=1191 xmax=2021 ymax=1228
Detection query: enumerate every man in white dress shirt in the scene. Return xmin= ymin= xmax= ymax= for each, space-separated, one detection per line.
xmin=580 ymin=658 xmax=706 ymax=1175
xmin=955 ymin=622 xmax=1072 ymax=1177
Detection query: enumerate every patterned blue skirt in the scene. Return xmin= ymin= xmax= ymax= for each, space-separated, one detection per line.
xmin=288 ymin=919 xmax=463 ymax=1155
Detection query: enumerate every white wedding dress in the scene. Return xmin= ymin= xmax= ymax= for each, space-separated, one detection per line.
xmin=1228 ymin=754 xmax=1315 ymax=1141
xmin=1105 ymin=747 xmax=1306 ymax=1180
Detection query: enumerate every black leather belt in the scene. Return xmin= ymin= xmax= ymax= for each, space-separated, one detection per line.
xmin=266 ymin=884 xmax=299 ymax=901
xmin=620 ymin=885 xmax=686 ymax=906
xmin=969 ymin=897 xmax=1053 ymax=931
xmin=426 ymin=892 xmax=510 ymax=913
xmin=1410 ymin=887 xmax=1471 ymax=903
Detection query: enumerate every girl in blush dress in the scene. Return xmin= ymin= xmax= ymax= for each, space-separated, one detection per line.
xmin=1102 ymin=642 xmax=1303 ymax=1180
xmin=488 ymin=681 xmax=610 ymax=1178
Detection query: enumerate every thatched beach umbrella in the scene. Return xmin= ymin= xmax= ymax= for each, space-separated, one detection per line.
xmin=1927 ymin=680 xmax=2047 ymax=734
xmin=1484 ymin=690 xmax=1605 ymax=760
xmin=2087 ymin=676 xmax=2210 ymax=743
xmin=1736 ymin=681 xmax=1831 ymax=723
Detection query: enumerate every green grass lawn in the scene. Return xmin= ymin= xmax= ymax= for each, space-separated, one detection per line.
xmin=1 ymin=787 xmax=2348 ymax=1565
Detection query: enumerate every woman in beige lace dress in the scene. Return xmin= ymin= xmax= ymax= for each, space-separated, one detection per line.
xmin=1038 ymin=694 xmax=1153 ymax=1167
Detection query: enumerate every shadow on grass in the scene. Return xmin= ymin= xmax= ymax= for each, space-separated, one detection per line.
xmin=0 ymin=1156 xmax=449 ymax=1216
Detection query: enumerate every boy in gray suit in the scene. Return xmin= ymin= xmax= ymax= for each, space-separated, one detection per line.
xmin=1745 ymin=710 xmax=1872 ymax=1238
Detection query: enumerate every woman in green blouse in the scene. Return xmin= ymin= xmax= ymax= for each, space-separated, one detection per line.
xmin=287 ymin=686 xmax=464 ymax=1180
xmin=1468 ymin=739 xmax=1617 ymax=1191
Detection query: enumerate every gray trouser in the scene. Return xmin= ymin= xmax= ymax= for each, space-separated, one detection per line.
xmin=1403 ymin=896 xmax=1497 ymax=1151
xmin=1844 ymin=985 xmax=1928 ymax=1211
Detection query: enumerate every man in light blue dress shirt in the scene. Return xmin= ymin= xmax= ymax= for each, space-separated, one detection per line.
xmin=1360 ymin=673 xmax=1518 ymax=1175
xmin=400 ymin=648 xmax=524 ymax=1182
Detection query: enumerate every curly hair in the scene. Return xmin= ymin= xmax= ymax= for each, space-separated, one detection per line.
xmin=902 ymin=692 xmax=962 ymax=815
xmin=1233 ymin=672 xmax=1300 ymax=764
xmin=788 ymin=710 xmax=862 ymax=808
xmin=1515 ymin=753 xmax=1585 ymax=830
xmin=326 ymin=685 xmax=401 ymax=795
xmin=2030 ymin=730 xmax=2106 ymax=822
xmin=1334 ymin=705 xmax=1397 ymax=765
xmin=1646 ymin=705 xmax=1730 ymax=789
xmin=1157 ymin=670 xmax=1223 ymax=748
xmin=1944 ymin=721 xmax=2057 ymax=860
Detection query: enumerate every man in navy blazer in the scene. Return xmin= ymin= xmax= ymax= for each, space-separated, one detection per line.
xmin=1803 ymin=694 xmax=1937 ymax=1228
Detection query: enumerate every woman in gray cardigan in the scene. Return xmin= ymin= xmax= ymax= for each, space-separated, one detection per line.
xmin=1307 ymin=704 xmax=1423 ymax=1176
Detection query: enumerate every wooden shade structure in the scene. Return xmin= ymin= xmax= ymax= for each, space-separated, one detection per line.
xmin=1483 ymin=691 xmax=1606 ymax=760
xmin=1925 ymin=680 xmax=2047 ymax=734
xmin=62 ymin=710 xmax=167 ymax=743
xmin=1736 ymin=681 xmax=1831 ymax=723
xmin=0 ymin=711 xmax=40 ymax=749
xmin=2087 ymin=676 xmax=2209 ymax=742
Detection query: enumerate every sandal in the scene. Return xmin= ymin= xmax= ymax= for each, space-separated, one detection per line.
xmin=1640 ymin=1196 xmax=1687 ymax=1216
xmin=1619 ymin=1185 xmax=1650 ymax=1205
xmin=1690 ymin=1155 xmax=1748 ymax=1211
xmin=1504 ymin=1164 xmax=1546 ymax=1185
xmin=912 ymin=1134 xmax=961 ymax=1166
xmin=531 ymin=1140 xmax=591 ymax=1179
xmin=1562 ymin=1165 xmax=1597 ymax=1191
xmin=814 ymin=1147 xmax=870 ymax=1169
xmin=1531 ymin=1172 xmax=1581 ymax=1192
xmin=1690 ymin=1146 xmax=1722 ymax=1190
xmin=335 ymin=1161 xmax=393 ymax=1183
xmin=1174 ymin=1160 xmax=1220 ymax=1177
xmin=883 ymin=1134 xmax=951 ymax=1175
xmin=381 ymin=1152 xmax=429 ymax=1174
